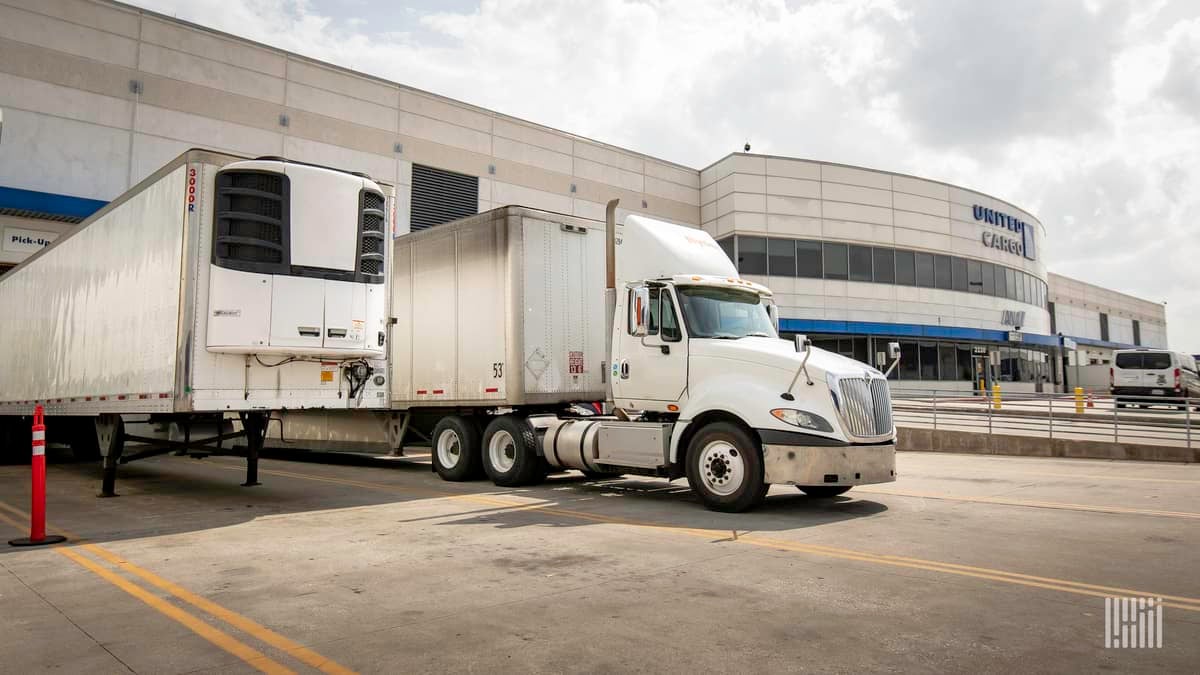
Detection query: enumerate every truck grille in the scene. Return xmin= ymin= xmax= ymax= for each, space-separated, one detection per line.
xmin=358 ymin=190 xmax=386 ymax=283
xmin=836 ymin=378 xmax=893 ymax=439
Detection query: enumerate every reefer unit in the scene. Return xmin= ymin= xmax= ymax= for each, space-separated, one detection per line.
xmin=389 ymin=206 xmax=607 ymax=408
xmin=0 ymin=149 xmax=393 ymax=416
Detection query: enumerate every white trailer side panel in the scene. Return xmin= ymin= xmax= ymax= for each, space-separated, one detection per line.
xmin=389 ymin=206 xmax=606 ymax=409
xmin=0 ymin=165 xmax=188 ymax=409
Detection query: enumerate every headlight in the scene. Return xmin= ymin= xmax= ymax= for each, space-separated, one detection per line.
xmin=770 ymin=408 xmax=833 ymax=432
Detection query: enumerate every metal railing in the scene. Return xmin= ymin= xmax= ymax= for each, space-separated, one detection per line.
xmin=890 ymin=388 xmax=1197 ymax=448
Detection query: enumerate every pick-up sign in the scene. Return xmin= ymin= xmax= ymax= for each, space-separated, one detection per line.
xmin=3 ymin=227 xmax=59 ymax=254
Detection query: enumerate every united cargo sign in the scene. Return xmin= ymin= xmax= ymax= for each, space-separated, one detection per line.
xmin=973 ymin=205 xmax=1037 ymax=261
xmin=3 ymin=227 xmax=59 ymax=254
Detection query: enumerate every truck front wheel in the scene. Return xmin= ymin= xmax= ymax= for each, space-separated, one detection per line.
xmin=482 ymin=416 xmax=545 ymax=487
xmin=685 ymin=422 xmax=768 ymax=512
xmin=431 ymin=416 xmax=483 ymax=481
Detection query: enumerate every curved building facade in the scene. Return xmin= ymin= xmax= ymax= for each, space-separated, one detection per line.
xmin=0 ymin=0 xmax=1167 ymax=394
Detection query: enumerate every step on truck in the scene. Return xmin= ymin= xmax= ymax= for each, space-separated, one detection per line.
xmin=0 ymin=149 xmax=393 ymax=494
xmin=387 ymin=203 xmax=898 ymax=512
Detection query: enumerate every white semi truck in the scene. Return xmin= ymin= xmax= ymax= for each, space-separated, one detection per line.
xmin=388 ymin=203 xmax=897 ymax=512
xmin=0 ymin=149 xmax=393 ymax=494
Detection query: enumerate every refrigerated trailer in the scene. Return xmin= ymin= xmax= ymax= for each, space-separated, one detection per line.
xmin=0 ymin=149 xmax=394 ymax=493
xmin=387 ymin=204 xmax=897 ymax=512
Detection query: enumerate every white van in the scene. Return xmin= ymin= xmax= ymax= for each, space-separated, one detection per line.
xmin=1111 ymin=349 xmax=1200 ymax=407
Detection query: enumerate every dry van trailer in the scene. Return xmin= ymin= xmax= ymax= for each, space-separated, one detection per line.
xmin=0 ymin=149 xmax=394 ymax=494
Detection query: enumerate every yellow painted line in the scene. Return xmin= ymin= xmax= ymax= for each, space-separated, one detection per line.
xmin=54 ymin=547 xmax=295 ymax=675
xmin=85 ymin=545 xmax=357 ymax=675
xmin=854 ymin=487 xmax=1200 ymax=520
xmin=205 ymin=461 xmax=1200 ymax=613
xmin=0 ymin=500 xmax=357 ymax=675
xmin=0 ymin=508 xmax=37 ymax=536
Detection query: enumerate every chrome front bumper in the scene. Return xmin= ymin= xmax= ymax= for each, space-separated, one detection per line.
xmin=762 ymin=443 xmax=896 ymax=486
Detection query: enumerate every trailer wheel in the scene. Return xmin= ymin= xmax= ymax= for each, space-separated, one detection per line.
xmin=797 ymin=485 xmax=852 ymax=498
xmin=431 ymin=416 xmax=483 ymax=481
xmin=481 ymin=416 xmax=544 ymax=487
xmin=685 ymin=422 xmax=767 ymax=512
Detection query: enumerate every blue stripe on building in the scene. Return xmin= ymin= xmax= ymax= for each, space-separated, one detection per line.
xmin=778 ymin=318 xmax=1064 ymax=348
xmin=0 ymin=186 xmax=108 ymax=220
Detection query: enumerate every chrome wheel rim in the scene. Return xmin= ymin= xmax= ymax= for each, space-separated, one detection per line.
xmin=699 ymin=440 xmax=745 ymax=496
xmin=488 ymin=430 xmax=517 ymax=473
xmin=436 ymin=429 xmax=462 ymax=469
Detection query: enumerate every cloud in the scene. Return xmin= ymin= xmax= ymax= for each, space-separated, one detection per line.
xmin=125 ymin=0 xmax=1200 ymax=347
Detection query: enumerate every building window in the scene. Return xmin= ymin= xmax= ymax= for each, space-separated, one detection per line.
xmin=934 ymin=255 xmax=952 ymax=290
xmin=768 ymin=238 xmax=796 ymax=277
xmin=899 ymin=342 xmax=920 ymax=380
xmin=915 ymin=252 xmax=934 ymax=287
xmin=966 ymin=260 xmax=982 ymax=294
xmin=848 ymin=245 xmax=873 ymax=282
xmin=1049 ymin=301 xmax=1056 ymax=334
xmin=1133 ymin=319 xmax=1141 ymax=346
xmin=1100 ymin=313 xmax=1110 ymax=342
xmin=796 ymin=240 xmax=822 ymax=278
xmin=919 ymin=342 xmax=939 ymax=380
xmin=737 ymin=236 xmax=768 ymax=275
xmin=938 ymin=344 xmax=958 ymax=381
xmin=957 ymin=344 xmax=974 ymax=381
xmin=411 ymin=164 xmax=479 ymax=231
xmin=981 ymin=262 xmax=995 ymax=296
xmin=873 ymin=247 xmax=895 ymax=283
xmin=823 ymin=243 xmax=848 ymax=280
xmin=718 ymin=237 xmax=734 ymax=264
xmin=895 ymin=250 xmax=916 ymax=286
xmin=952 ymin=257 xmax=969 ymax=293
xmin=994 ymin=264 xmax=1006 ymax=299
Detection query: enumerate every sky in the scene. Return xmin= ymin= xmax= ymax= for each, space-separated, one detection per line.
xmin=130 ymin=0 xmax=1200 ymax=348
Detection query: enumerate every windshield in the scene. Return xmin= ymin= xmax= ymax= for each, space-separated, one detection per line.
xmin=675 ymin=285 xmax=777 ymax=339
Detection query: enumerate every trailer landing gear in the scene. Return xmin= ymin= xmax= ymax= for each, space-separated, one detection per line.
xmin=96 ymin=414 xmax=124 ymax=498
xmin=239 ymin=412 xmax=266 ymax=487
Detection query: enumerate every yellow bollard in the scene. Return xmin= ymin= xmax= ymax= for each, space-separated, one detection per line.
xmin=1074 ymin=386 xmax=1085 ymax=414
xmin=992 ymin=383 xmax=1001 ymax=410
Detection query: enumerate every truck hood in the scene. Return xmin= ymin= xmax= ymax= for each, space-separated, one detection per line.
xmin=688 ymin=337 xmax=883 ymax=381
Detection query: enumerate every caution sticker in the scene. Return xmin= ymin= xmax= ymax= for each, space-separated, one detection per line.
xmin=320 ymin=362 xmax=337 ymax=384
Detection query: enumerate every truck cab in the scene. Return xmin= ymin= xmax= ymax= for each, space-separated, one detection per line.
xmin=598 ymin=215 xmax=896 ymax=510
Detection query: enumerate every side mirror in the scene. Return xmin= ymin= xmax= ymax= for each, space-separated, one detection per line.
xmin=629 ymin=286 xmax=650 ymax=337
xmin=887 ymin=342 xmax=901 ymax=360
xmin=767 ymin=303 xmax=779 ymax=333
xmin=793 ymin=333 xmax=809 ymax=353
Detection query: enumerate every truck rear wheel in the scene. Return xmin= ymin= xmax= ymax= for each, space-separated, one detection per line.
xmin=482 ymin=416 xmax=544 ymax=487
xmin=431 ymin=416 xmax=483 ymax=481
xmin=797 ymin=486 xmax=852 ymax=498
xmin=685 ymin=422 xmax=768 ymax=512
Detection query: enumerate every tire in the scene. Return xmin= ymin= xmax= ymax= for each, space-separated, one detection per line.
xmin=684 ymin=422 xmax=768 ymax=513
xmin=580 ymin=470 xmax=624 ymax=480
xmin=797 ymin=485 xmax=852 ymax=498
xmin=481 ymin=416 xmax=545 ymax=487
xmin=431 ymin=416 xmax=483 ymax=481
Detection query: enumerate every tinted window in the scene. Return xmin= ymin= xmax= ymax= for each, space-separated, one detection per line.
xmin=1143 ymin=352 xmax=1172 ymax=370
xmin=934 ymin=255 xmax=952 ymax=290
xmin=660 ymin=291 xmax=681 ymax=342
xmin=967 ymin=260 xmax=982 ymax=294
xmin=1115 ymin=353 xmax=1141 ymax=369
xmin=895 ymin=250 xmax=916 ymax=285
xmin=981 ymin=262 xmax=995 ymax=295
xmin=1133 ymin=319 xmax=1141 ymax=346
xmin=873 ymin=248 xmax=895 ymax=283
xmin=737 ymin=236 xmax=767 ymax=275
xmin=1100 ymin=313 xmax=1110 ymax=341
xmin=849 ymin=245 xmax=873 ymax=282
xmin=920 ymin=342 xmax=939 ymax=379
xmin=957 ymin=345 xmax=974 ymax=381
xmin=939 ymin=344 xmax=958 ymax=381
xmin=768 ymin=238 xmax=796 ymax=277
xmin=899 ymin=342 xmax=920 ymax=380
xmin=796 ymin=240 xmax=822 ymax=278
xmin=824 ymin=243 xmax=848 ymax=280
xmin=1005 ymin=268 xmax=1017 ymax=300
xmin=717 ymin=237 xmax=735 ymax=264
xmin=952 ymin=257 xmax=969 ymax=292
xmin=915 ymin=252 xmax=934 ymax=287
xmin=994 ymin=264 xmax=1006 ymax=298
xmin=1016 ymin=271 xmax=1027 ymax=303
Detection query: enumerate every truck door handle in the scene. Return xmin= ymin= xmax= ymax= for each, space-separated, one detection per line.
xmin=297 ymin=326 xmax=320 ymax=337
xmin=620 ymin=360 xmax=630 ymax=379
xmin=660 ymin=345 xmax=670 ymax=355
xmin=327 ymin=328 xmax=348 ymax=338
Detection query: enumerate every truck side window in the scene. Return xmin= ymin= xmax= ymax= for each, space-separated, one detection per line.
xmin=647 ymin=288 xmax=661 ymax=335
xmin=660 ymin=292 xmax=681 ymax=342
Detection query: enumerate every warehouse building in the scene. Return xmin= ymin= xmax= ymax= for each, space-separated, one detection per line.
xmin=0 ymin=0 xmax=1168 ymax=393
